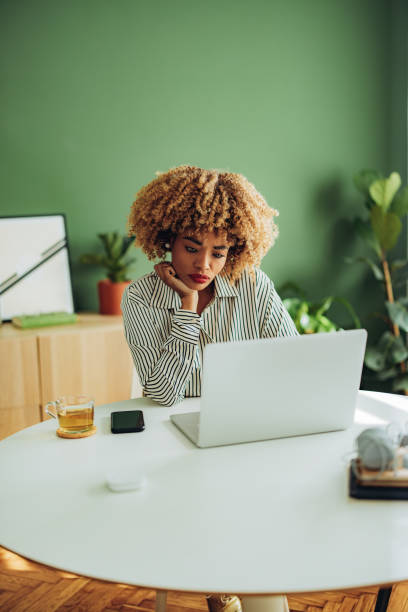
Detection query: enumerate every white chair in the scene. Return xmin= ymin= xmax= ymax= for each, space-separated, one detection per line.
xmin=155 ymin=593 xmax=289 ymax=612
xmin=130 ymin=366 xmax=143 ymax=399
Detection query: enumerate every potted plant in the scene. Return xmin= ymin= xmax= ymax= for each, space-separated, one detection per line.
xmin=278 ymin=282 xmax=361 ymax=334
xmin=80 ymin=232 xmax=136 ymax=315
xmin=347 ymin=170 xmax=408 ymax=393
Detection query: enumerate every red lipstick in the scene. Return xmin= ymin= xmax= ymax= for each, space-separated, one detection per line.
xmin=189 ymin=274 xmax=210 ymax=284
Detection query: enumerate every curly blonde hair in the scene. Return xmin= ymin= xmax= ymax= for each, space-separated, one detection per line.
xmin=128 ymin=165 xmax=279 ymax=283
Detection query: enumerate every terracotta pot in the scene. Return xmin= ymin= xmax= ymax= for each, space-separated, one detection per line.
xmin=97 ymin=279 xmax=131 ymax=315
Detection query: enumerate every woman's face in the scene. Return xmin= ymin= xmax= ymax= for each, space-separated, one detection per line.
xmin=171 ymin=231 xmax=230 ymax=291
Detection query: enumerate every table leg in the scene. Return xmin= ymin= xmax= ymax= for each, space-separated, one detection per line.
xmin=374 ymin=587 xmax=392 ymax=612
xmin=241 ymin=595 xmax=289 ymax=612
xmin=155 ymin=590 xmax=167 ymax=612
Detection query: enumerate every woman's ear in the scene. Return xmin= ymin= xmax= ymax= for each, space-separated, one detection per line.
xmin=165 ymin=235 xmax=176 ymax=251
xmin=158 ymin=231 xmax=174 ymax=251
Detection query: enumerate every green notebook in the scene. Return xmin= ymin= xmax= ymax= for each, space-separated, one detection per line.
xmin=12 ymin=312 xmax=78 ymax=329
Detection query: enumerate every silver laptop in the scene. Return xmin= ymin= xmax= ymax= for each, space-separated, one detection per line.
xmin=170 ymin=329 xmax=367 ymax=448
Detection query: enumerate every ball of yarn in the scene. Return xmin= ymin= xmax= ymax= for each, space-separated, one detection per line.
xmin=400 ymin=434 xmax=408 ymax=447
xmin=356 ymin=427 xmax=395 ymax=471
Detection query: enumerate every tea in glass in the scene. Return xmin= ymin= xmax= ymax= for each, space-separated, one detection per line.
xmin=46 ymin=395 xmax=94 ymax=434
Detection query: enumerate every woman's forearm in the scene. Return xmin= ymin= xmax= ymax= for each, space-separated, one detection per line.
xmin=141 ymin=339 xmax=198 ymax=406
xmin=181 ymin=293 xmax=198 ymax=312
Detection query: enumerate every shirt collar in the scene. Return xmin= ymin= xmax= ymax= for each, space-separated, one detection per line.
xmin=149 ymin=271 xmax=238 ymax=309
xmin=214 ymin=273 xmax=239 ymax=298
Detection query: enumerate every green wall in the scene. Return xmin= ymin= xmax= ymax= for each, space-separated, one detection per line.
xmin=390 ymin=0 xmax=408 ymax=305
xmin=0 ymin=0 xmax=405 ymax=326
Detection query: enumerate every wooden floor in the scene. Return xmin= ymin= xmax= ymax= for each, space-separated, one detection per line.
xmin=1 ymin=546 xmax=408 ymax=612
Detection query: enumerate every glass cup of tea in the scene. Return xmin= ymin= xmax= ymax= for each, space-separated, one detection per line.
xmin=45 ymin=395 xmax=94 ymax=434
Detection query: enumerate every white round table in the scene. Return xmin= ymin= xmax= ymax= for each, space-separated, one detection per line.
xmin=0 ymin=391 xmax=407 ymax=604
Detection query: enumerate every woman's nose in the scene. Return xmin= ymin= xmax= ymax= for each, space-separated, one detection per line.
xmin=194 ymin=251 xmax=210 ymax=270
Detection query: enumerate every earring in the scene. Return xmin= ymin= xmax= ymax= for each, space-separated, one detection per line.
xmin=164 ymin=242 xmax=170 ymax=249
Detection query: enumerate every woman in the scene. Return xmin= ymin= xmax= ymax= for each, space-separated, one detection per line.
xmin=122 ymin=164 xmax=298 ymax=408
xmin=121 ymin=165 xmax=295 ymax=612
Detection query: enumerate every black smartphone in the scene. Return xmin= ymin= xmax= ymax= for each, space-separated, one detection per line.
xmin=111 ymin=410 xmax=145 ymax=434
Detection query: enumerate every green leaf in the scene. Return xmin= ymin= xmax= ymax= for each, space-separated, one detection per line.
xmin=314 ymin=297 xmax=333 ymax=317
xmin=344 ymin=256 xmax=384 ymax=281
xmin=100 ymin=256 xmax=111 ymax=269
xmin=386 ymin=299 xmax=408 ymax=332
xmin=98 ymin=233 xmax=112 ymax=256
xmin=377 ymin=367 xmax=398 ymax=381
xmin=390 ymin=338 xmax=408 ymax=363
xmin=282 ymin=298 xmax=303 ymax=320
xmin=296 ymin=302 xmax=311 ymax=332
xmin=352 ymin=218 xmax=381 ymax=255
xmin=377 ymin=330 xmax=396 ymax=352
xmin=364 ymin=346 xmax=386 ymax=371
xmin=353 ymin=169 xmax=382 ymax=197
xmin=331 ymin=296 xmax=362 ymax=329
xmin=110 ymin=235 xmax=124 ymax=261
xmin=390 ymin=186 xmax=408 ymax=217
xmin=300 ymin=317 xmax=316 ymax=334
xmin=316 ymin=316 xmax=337 ymax=333
xmin=377 ymin=331 xmax=408 ymax=363
xmin=120 ymin=236 xmax=135 ymax=256
xmin=375 ymin=332 xmax=396 ymax=368
xmin=370 ymin=207 xmax=402 ymax=251
xmin=369 ymin=172 xmax=401 ymax=211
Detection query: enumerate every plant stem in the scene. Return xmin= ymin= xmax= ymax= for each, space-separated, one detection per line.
xmin=382 ymin=255 xmax=398 ymax=332
xmin=381 ymin=251 xmax=406 ymax=378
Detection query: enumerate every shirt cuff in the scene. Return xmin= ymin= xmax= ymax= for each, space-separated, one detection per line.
xmin=169 ymin=308 xmax=202 ymax=344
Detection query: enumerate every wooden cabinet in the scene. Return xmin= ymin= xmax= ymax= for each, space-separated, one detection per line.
xmin=0 ymin=334 xmax=41 ymax=439
xmin=0 ymin=314 xmax=133 ymax=439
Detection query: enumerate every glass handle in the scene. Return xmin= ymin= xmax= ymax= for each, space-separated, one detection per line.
xmin=45 ymin=401 xmax=58 ymax=419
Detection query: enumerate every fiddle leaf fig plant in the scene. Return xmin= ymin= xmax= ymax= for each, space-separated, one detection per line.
xmin=80 ymin=232 xmax=136 ymax=283
xmin=348 ymin=169 xmax=408 ymax=393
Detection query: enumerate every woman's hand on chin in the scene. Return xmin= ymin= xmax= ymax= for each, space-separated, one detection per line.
xmin=154 ymin=262 xmax=198 ymax=311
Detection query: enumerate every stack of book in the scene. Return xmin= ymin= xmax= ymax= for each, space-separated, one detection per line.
xmin=349 ymin=449 xmax=408 ymax=499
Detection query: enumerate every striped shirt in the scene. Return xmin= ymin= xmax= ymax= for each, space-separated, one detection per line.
xmin=121 ymin=267 xmax=298 ymax=406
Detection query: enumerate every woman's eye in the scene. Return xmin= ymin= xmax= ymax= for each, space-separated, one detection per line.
xmin=185 ymin=246 xmax=197 ymax=253
xmin=213 ymin=253 xmax=225 ymax=259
